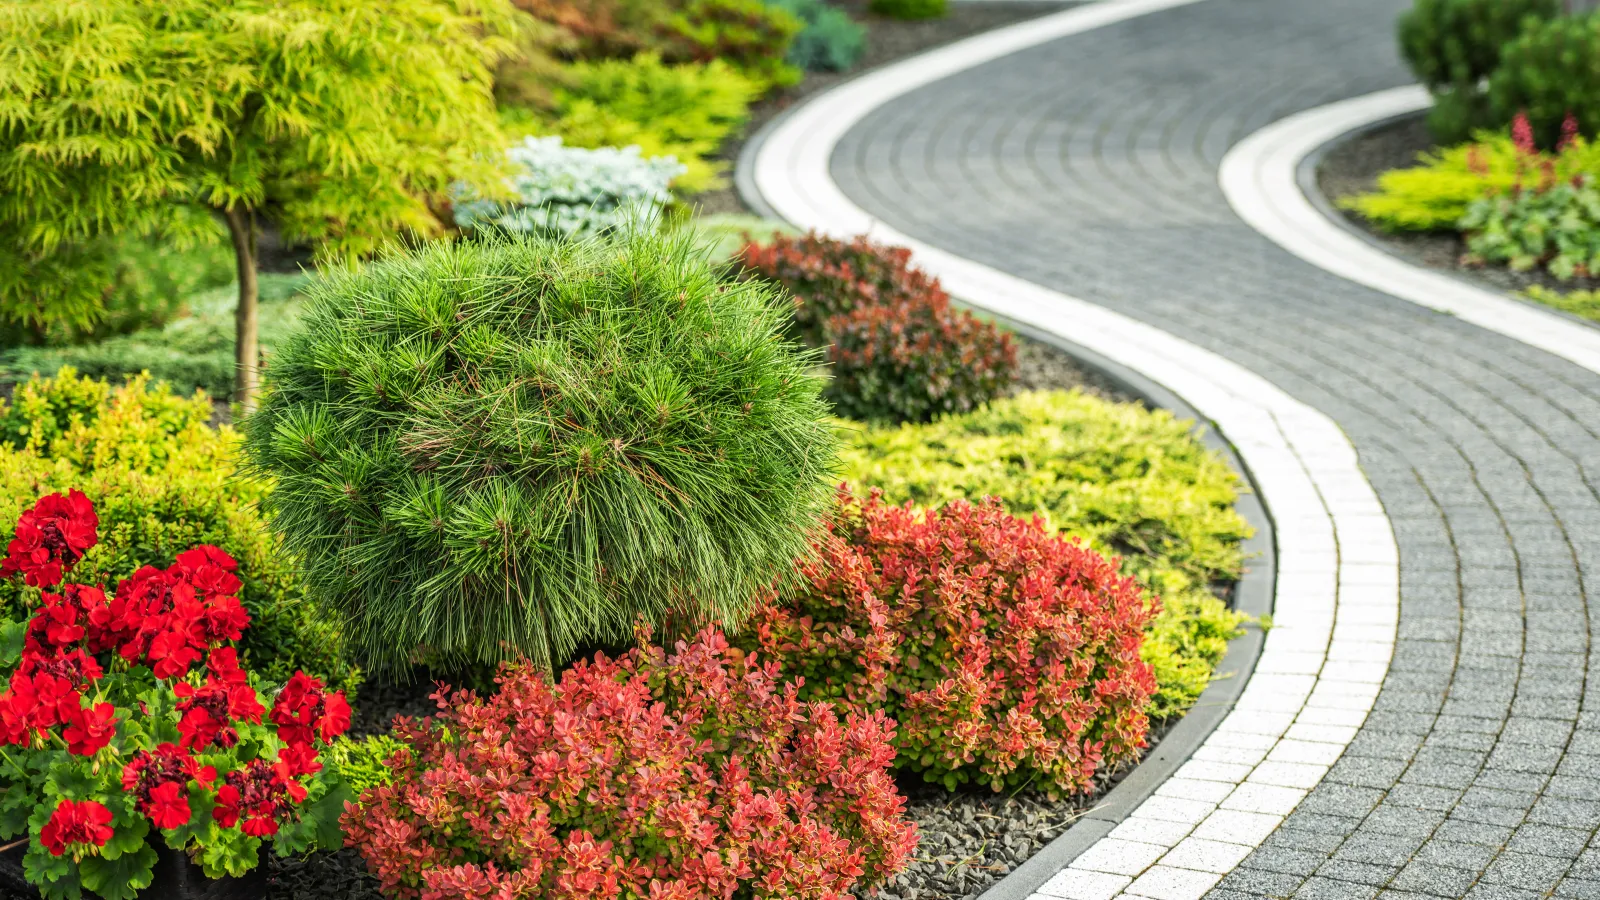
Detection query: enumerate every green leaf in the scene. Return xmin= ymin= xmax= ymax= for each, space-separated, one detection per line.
xmin=0 ymin=619 xmax=26 ymax=668
xmin=196 ymin=827 xmax=260 ymax=880
xmin=100 ymin=816 xmax=149 ymax=862
xmin=78 ymin=846 xmax=157 ymax=900
xmin=23 ymin=844 xmax=80 ymax=900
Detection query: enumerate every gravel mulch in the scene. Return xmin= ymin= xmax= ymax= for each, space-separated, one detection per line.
xmin=1315 ymin=113 xmax=1600 ymax=295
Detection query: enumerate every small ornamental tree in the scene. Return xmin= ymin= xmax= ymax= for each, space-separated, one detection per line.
xmin=740 ymin=489 xmax=1157 ymax=797
xmin=242 ymin=233 xmax=840 ymax=674
xmin=0 ymin=491 xmax=351 ymax=900
xmin=344 ymin=627 xmax=917 ymax=900
xmin=0 ymin=0 xmax=520 ymax=408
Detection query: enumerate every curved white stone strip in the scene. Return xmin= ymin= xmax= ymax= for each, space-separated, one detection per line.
xmin=1219 ymin=84 xmax=1600 ymax=377
xmin=747 ymin=3 xmax=1398 ymax=899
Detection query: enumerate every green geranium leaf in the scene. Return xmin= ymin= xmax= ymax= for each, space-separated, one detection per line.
xmin=23 ymin=844 xmax=80 ymax=900
xmin=0 ymin=619 xmax=26 ymax=668
xmin=197 ymin=827 xmax=260 ymax=880
xmin=101 ymin=816 xmax=149 ymax=861
xmin=78 ymin=845 xmax=157 ymax=900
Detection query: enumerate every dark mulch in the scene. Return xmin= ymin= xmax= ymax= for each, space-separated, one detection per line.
xmin=1316 ymin=113 xmax=1600 ymax=295
xmin=693 ymin=1 xmax=1080 ymax=217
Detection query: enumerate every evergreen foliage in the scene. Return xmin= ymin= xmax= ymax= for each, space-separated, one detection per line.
xmin=1490 ymin=13 xmax=1600 ymax=147
xmin=243 ymin=233 xmax=840 ymax=674
xmin=0 ymin=0 xmax=519 ymax=405
xmin=771 ymin=0 xmax=868 ymax=72
xmin=868 ymin=0 xmax=947 ymax=20
xmin=1397 ymin=0 xmax=1561 ymax=142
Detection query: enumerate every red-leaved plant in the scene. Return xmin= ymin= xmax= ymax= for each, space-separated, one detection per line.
xmin=344 ymin=627 xmax=917 ymax=900
xmin=740 ymin=489 xmax=1157 ymax=797
xmin=0 ymin=490 xmax=351 ymax=900
xmin=739 ymin=231 xmax=1017 ymax=423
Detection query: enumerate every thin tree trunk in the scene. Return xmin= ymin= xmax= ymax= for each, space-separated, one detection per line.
xmin=224 ymin=206 xmax=260 ymax=413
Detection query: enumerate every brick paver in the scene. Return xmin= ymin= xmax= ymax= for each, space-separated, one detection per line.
xmin=825 ymin=0 xmax=1600 ymax=896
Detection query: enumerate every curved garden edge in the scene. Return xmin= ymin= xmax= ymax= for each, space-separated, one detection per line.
xmin=739 ymin=1 xmax=1400 ymax=897
xmin=1218 ymin=85 xmax=1600 ymax=378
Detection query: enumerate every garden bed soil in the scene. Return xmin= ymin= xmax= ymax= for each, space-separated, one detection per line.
xmin=694 ymin=1 xmax=1079 ymax=218
xmin=1315 ymin=113 xmax=1600 ymax=295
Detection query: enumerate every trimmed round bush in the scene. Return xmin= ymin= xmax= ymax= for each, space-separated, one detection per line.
xmin=869 ymin=0 xmax=945 ymax=20
xmin=741 ymin=490 xmax=1157 ymax=797
xmin=344 ymin=628 xmax=918 ymax=900
xmin=0 ymin=369 xmax=357 ymax=693
xmin=1491 ymin=13 xmax=1600 ymax=148
xmin=243 ymin=233 xmax=839 ymax=674
xmin=1398 ymin=0 xmax=1561 ymax=142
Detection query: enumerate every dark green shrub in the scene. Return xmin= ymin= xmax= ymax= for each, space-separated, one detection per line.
xmin=1397 ymin=0 xmax=1561 ymax=142
xmin=243 ymin=233 xmax=839 ymax=674
xmin=1491 ymin=13 xmax=1600 ymax=148
xmin=868 ymin=0 xmax=946 ymax=20
xmin=768 ymin=0 xmax=866 ymax=72
xmin=0 ymin=368 xmax=359 ymax=693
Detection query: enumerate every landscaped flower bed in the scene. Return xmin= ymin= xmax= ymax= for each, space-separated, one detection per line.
xmin=1319 ymin=0 xmax=1600 ymax=323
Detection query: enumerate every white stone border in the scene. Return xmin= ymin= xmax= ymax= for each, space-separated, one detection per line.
xmin=747 ymin=2 xmax=1398 ymax=898
xmin=1219 ymin=85 xmax=1600 ymax=377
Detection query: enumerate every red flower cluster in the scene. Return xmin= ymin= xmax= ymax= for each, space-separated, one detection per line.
xmin=0 ymin=490 xmax=352 ymax=845
xmin=741 ymin=489 xmax=1157 ymax=797
xmin=40 ymin=799 xmax=113 ymax=857
xmin=740 ymin=232 xmax=1017 ymax=423
xmin=345 ymin=628 xmax=917 ymax=900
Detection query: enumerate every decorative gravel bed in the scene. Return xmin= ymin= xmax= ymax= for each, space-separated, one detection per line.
xmin=1315 ymin=113 xmax=1600 ymax=295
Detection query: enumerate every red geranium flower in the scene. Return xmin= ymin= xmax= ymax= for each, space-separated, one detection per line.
xmin=270 ymin=672 xmax=349 ymax=748
xmin=62 ymin=702 xmax=116 ymax=756
xmin=144 ymin=781 xmax=192 ymax=830
xmin=0 ymin=490 xmax=97 ymax=589
xmin=174 ymin=675 xmax=262 ymax=751
xmin=39 ymin=799 xmax=113 ymax=856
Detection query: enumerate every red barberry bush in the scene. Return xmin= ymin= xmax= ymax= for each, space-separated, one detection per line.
xmin=0 ymin=490 xmax=351 ymax=900
xmin=738 ymin=232 xmax=1017 ymax=423
xmin=345 ymin=627 xmax=917 ymax=900
xmin=741 ymin=489 xmax=1157 ymax=797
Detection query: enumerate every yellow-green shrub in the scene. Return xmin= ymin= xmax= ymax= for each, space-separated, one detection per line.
xmin=1341 ymin=133 xmax=1600 ymax=231
xmin=0 ymin=368 xmax=357 ymax=693
xmin=839 ymin=390 xmax=1252 ymax=717
xmin=1522 ymin=286 xmax=1600 ymax=323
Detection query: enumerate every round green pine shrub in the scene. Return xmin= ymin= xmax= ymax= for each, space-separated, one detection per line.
xmin=1398 ymin=0 xmax=1561 ymax=142
xmin=343 ymin=629 xmax=917 ymax=899
xmin=243 ymin=233 xmax=840 ymax=674
xmin=1491 ymin=13 xmax=1600 ymax=148
xmin=741 ymin=490 xmax=1157 ymax=797
xmin=869 ymin=0 xmax=946 ymax=20
xmin=768 ymin=0 xmax=866 ymax=72
xmin=0 ymin=369 xmax=359 ymax=694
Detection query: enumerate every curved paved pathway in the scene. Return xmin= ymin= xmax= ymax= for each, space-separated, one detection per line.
xmin=826 ymin=0 xmax=1600 ymax=898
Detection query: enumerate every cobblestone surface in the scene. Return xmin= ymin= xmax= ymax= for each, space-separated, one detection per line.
xmin=827 ymin=0 xmax=1600 ymax=897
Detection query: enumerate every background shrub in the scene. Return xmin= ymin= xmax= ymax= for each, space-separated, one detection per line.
xmin=503 ymin=54 xmax=759 ymax=193
xmin=869 ymin=0 xmax=947 ymax=20
xmin=243 ymin=232 xmax=839 ymax=675
xmin=453 ymin=136 xmax=686 ymax=237
xmin=344 ymin=629 xmax=917 ymax=900
xmin=838 ymin=390 xmax=1252 ymax=717
xmin=1522 ymin=285 xmax=1600 ymax=322
xmin=661 ymin=0 xmax=804 ymax=88
xmin=739 ymin=232 xmax=941 ymax=342
xmin=0 ymin=273 xmax=310 ymax=400
xmin=0 ymin=369 xmax=357 ymax=693
xmin=1462 ymin=173 xmax=1600 ymax=277
xmin=743 ymin=491 xmax=1156 ymax=796
xmin=1397 ymin=0 xmax=1561 ymax=142
xmin=824 ymin=292 xmax=1017 ymax=424
xmin=769 ymin=0 xmax=866 ymax=72
xmin=1490 ymin=13 xmax=1600 ymax=148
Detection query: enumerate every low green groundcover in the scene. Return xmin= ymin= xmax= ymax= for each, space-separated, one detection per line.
xmin=839 ymin=389 xmax=1253 ymax=717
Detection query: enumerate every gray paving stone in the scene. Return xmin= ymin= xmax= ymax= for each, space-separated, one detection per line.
xmin=1391 ymin=861 xmax=1478 ymax=897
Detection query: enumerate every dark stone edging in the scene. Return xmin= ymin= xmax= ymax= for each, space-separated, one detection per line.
xmin=1296 ymin=110 xmax=1600 ymax=335
xmin=735 ymin=45 xmax=1275 ymax=900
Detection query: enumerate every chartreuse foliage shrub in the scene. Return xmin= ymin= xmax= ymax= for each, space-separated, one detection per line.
xmin=768 ymin=0 xmax=866 ymax=72
xmin=739 ymin=232 xmax=1018 ymax=423
xmin=869 ymin=0 xmax=946 ymax=20
xmin=0 ymin=490 xmax=352 ymax=899
xmin=1 ymin=274 xmax=311 ymax=401
xmin=503 ymin=54 xmax=760 ymax=193
xmin=452 ymin=137 xmax=686 ymax=237
xmin=1490 ymin=13 xmax=1600 ymax=148
xmin=1522 ymin=285 xmax=1600 ymax=322
xmin=344 ymin=629 xmax=917 ymax=900
xmin=1397 ymin=0 xmax=1561 ymax=142
xmin=742 ymin=491 xmax=1156 ymax=797
xmin=243 ymin=233 xmax=839 ymax=675
xmin=0 ymin=369 xmax=357 ymax=694
xmin=837 ymin=390 xmax=1252 ymax=717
